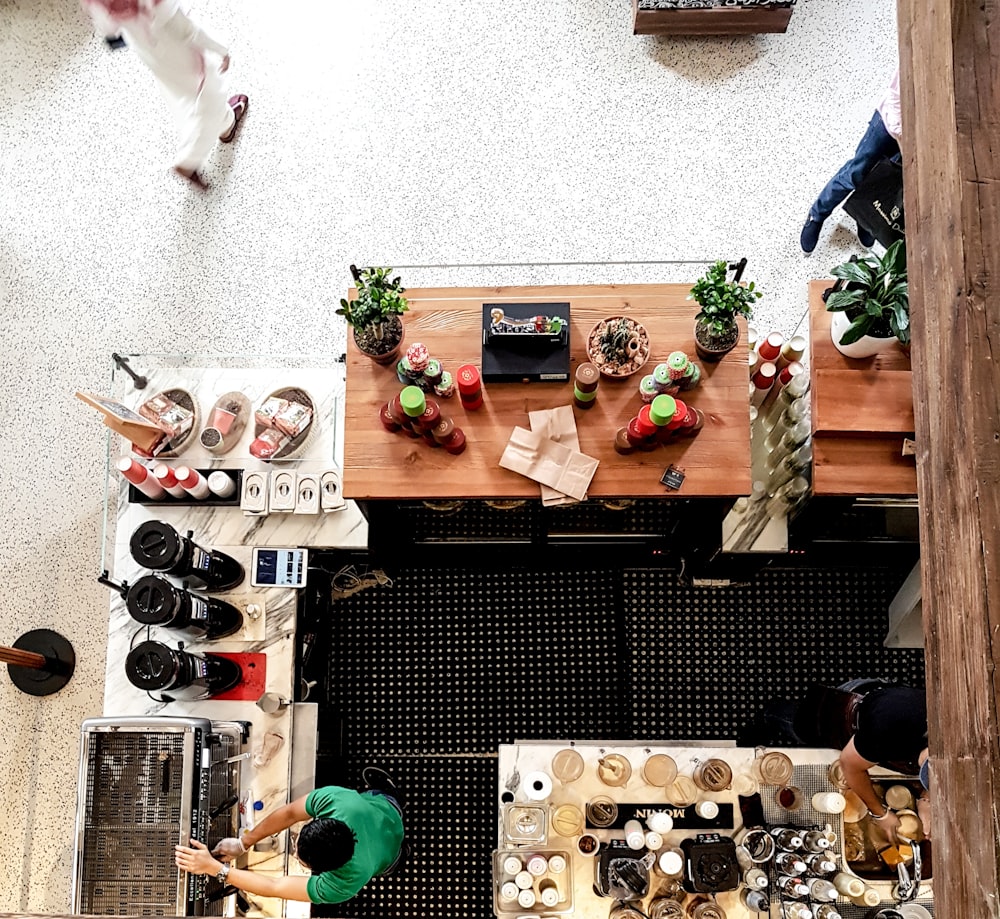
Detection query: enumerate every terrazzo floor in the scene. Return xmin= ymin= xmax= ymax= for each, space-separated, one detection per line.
xmin=0 ymin=0 xmax=898 ymax=911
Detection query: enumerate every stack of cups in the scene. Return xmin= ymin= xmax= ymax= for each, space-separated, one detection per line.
xmin=652 ymin=362 xmax=681 ymax=397
xmin=574 ymin=362 xmax=600 ymax=409
xmin=456 ymin=364 xmax=484 ymax=410
xmin=381 ymin=386 xmax=467 ymax=454
xmin=667 ymin=350 xmax=702 ymax=391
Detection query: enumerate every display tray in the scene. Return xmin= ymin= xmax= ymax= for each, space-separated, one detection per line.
xmin=128 ymin=469 xmax=243 ymax=506
xmin=492 ymin=848 xmax=573 ymax=915
xmin=148 ymin=387 xmax=200 ymax=458
xmin=253 ymin=387 xmax=316 ymax=459
xmin=584 ymin=800 xmax=734 ymax=831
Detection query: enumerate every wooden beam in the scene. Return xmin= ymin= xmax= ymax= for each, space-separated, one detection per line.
xmin=897 ymin=1 xmax=1000 ymax=912
xmin=630 ymin=0 xmax=793 ymax=35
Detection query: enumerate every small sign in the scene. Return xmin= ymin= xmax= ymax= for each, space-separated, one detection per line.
xmin=661 ymin=464 xmax=686 ymax=490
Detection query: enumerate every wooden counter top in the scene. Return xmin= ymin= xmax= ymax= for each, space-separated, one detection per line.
xmin=343 ymin=284 xmax=752 ymax=500
xmin=809 ymin=280 xmax=917 ymax=496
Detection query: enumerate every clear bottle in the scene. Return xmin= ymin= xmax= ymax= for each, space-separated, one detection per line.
xmin=776 ymin=875 xmax=810 ymax=899
xmin=813 ymin=906 xmax=842 ymax=919
xmin=770 ymin=827 xmax=804 ymax=850
xmin=744 ymin=867 xmax=769 ymax=889
xmin=782 ymin=904 xmax=813 ymax=919
xmin=805 ymin=877 xmax=838 ymax=902
xmin=850 ymin=887 xmax=881 ymax=907
xmin=774 ymin=851 xmax=806 ymax=875
xmin=741 ymin=888 xmax=769 ymax=912
xmin=804 ymin=853 xmax=838 ymax=877
xmin=765 ymin=420 xmax=812 ymax=469
xmin=801 ymin=829 xmax=832 ymax=853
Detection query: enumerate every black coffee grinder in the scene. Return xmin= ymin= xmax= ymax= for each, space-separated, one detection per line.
xmin=126 ymin=574 xmax=243 ymax=639
xmin=129 ymin=520 xmax=244 ymax=592
xmin=125 ymin=640 xmax=242 ymax=701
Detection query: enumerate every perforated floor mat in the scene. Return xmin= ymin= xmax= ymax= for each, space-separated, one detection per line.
xmin=317 ymin=562 xmax=924 ymax=919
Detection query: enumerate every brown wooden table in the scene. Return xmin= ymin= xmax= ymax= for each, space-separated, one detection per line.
xmin=343 ymin=284 xmax=751 ymax=500
xmin=808 ymin=280 xmax=917 ymax=496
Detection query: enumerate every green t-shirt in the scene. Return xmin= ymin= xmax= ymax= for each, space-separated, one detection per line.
xmin=303 ymin=786 xmax=404 ymax=904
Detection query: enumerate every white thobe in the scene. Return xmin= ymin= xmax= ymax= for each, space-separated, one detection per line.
xmin=84 ymin=0 xmax=235 ymax=172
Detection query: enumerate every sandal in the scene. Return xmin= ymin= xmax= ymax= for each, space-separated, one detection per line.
xmin=220 ymin=94 xmax=249 ymax=143
xmin=172 ymin=166 xmax=208 ymax=189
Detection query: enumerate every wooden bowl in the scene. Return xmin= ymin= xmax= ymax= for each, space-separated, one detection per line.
xmin=587 ymin=316 xmax=650 ymax=378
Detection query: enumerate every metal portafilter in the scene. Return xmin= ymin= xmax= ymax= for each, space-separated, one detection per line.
xmin=125 ymin=574 xmax=243 ymax=639
xmin=129 ymin=520 xmax=244 ymax=592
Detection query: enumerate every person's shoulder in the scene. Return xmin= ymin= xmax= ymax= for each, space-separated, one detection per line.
xmin=305 ymin=785 xmax=355 ymax=817
xmin=307 ymin=863 xmax=365 ymax=904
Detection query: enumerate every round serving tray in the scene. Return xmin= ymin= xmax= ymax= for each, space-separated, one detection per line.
xmin=252 ymin=386 xmax=315 ymax=460
xmin=151 ymin=388 xmax=199 ymax=458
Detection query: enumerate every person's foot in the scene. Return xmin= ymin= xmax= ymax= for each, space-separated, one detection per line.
xmin=172 ymin=166 xmax=208 ymax=189
xmin=800 ymin=216 xmax=823 ymax=254
xmin=362 ymin=765 xmax=404 ymax=806
xmin=857 ymin=225 xmax=876 ymax=248
xmin=220 ymin=94 xmax=249 ymax=143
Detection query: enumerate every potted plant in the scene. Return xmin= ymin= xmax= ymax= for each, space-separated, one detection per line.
xmin=338 ymin=264 xmax=409 ymax=364
xmin=825 ymin=240 xmax=909 ymax=359
xmin=586 ymin=315 xmax=651 ymax=377
xmin=689 ymin=260 xmax=761 ymax=361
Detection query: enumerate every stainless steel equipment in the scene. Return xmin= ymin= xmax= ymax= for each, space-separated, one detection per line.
xmin=72 ymin=716 xmax=248 ymax=916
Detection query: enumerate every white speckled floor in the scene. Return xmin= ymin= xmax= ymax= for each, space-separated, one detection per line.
xmin=0 ymin=0 xmax=896 ymax=910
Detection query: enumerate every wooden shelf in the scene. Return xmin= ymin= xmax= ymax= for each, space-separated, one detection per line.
xmin=631 ymin=0 xmax=793 ymax=35
xmin=808 ymin=280 xmax=917 ymax=496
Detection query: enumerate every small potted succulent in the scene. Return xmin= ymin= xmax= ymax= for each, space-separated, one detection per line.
xmin=688 ymin=260 xmax=761 ymax=361
xmin=587 ymin=315 xmax=651 ymax=377
xmin=338 ymin=265 xmax=409 ymax=364
xmin=825 ymin=239 xmax=909 ymax=358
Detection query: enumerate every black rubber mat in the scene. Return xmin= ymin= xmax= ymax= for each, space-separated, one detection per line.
xmin=626 ymin=567 xmax=926 ymax=740
xmin=311 ymin=756 xmax=497 ymax=919
xmin=326 ymin=567 xmax=625 ymax=757
xmin=315 ymin=560 xmax=924 ymax=919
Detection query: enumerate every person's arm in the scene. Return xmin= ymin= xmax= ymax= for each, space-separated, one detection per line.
xmin=213 ymin=794 xmax=310 ymax=858
xmin=840 ymin=737 xmax=901 ymax=842
xmin=79 ymin=0 xmax=123 ymax=39
xmin=879 ymin=68 xmax=902 ymax=141
xmin=160 ymin=5 xmax=230 ymax=59
xmin=175 ymin=840 xmax=311 ymax=902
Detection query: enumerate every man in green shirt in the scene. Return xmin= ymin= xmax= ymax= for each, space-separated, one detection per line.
xmin=174 ymin=772 xmax=405 ymax=904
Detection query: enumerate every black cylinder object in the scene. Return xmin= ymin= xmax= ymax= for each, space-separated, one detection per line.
xmin=125 ymin=641 xmax=242 ymax=700
xmin=129 ymin=520 xmax=244 ymax=591
xmin=125 ymin=574 xmax=243 ymax=639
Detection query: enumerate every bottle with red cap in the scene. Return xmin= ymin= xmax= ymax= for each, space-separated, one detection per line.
xmin=456 ymin=364 xmax=484 ymax=410
xmin=117 ymin=457 xmax=167 ymax=500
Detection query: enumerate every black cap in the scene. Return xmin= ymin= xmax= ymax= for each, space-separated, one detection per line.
xmin=130 ymin=520 xmax=183 ymax=571
xmin=125 ymin=640 xmax=181 ymax=691
xmin=126 ymin=575 xmax=181 ymax=626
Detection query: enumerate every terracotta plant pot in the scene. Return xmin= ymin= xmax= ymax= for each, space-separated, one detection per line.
xmin=694 ymin=318 xmax=740 ymax=362
xmin=352 ymin=316 xmax=405 ymax=365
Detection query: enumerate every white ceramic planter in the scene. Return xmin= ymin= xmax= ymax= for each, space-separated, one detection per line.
xmin=829 ymin=310 xmax=897 ymax=358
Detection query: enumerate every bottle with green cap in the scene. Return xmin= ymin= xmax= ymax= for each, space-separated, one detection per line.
xmin=649 ymin=394 xmax=677 ymax=427
xmin=399 ymin=385 xmax=426 ymax=418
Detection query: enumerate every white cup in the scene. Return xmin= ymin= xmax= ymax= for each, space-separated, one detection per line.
xmin=256 ymin=692 xmax=289 ymax=714
xmin=695 ymin=800 xmax=719 ymax=819
xmin=645 ymin=831 xmax=664 ymax=851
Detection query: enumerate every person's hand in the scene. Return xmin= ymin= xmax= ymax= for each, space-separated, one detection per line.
xmin=175 ymin=839 xmax=222 ymax=876
xmin=872 ymin=809 xmax=902 ymax=844
xmin=916 ymin=795 xmax=932 ymax=840
xmin=211 ymin=837 xmax=245 ymax=860
xmin=220 ymin=54 xmax=230 ymax=73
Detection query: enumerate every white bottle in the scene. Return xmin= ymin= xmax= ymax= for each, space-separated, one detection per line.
xmin=806 ymin=878 xmax=838 ymax=902
xmin=832 ymin=871 xmax=864 ymax=898
xmin=624 ymin=819 xmax=646 ymax=850
xmin=744 ymin=867 xmax=769 ymax=889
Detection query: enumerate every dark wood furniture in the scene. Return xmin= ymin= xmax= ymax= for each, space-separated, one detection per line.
xmin=808 ymin=280 xmax=917 ymax=496
xmin=631 ymin=0 xmax=793 ymax=36
xmin=343 ymin=284 xmax=751 ymax=500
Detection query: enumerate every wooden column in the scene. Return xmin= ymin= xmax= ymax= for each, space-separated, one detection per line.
xmin=897 ymin=1 xmax=1000 ymax=911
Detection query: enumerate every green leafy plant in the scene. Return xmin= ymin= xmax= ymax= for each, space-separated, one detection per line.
xmin=826 ymin=240 xmax=909 ymax=345
xmin=689 ymin=260 xmax=761 ymax=340
xmin=337 ymin=265 xmax=409 ymax=343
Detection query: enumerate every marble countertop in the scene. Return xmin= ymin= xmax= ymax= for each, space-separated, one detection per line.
xmin=497 ymin=741 xmax=931 ymax=918
xmin=98 ymin=359 xmax=369 ymax=918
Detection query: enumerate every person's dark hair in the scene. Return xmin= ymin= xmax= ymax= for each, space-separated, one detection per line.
xmin=296 ymin=818 xmax=357 ymax=872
